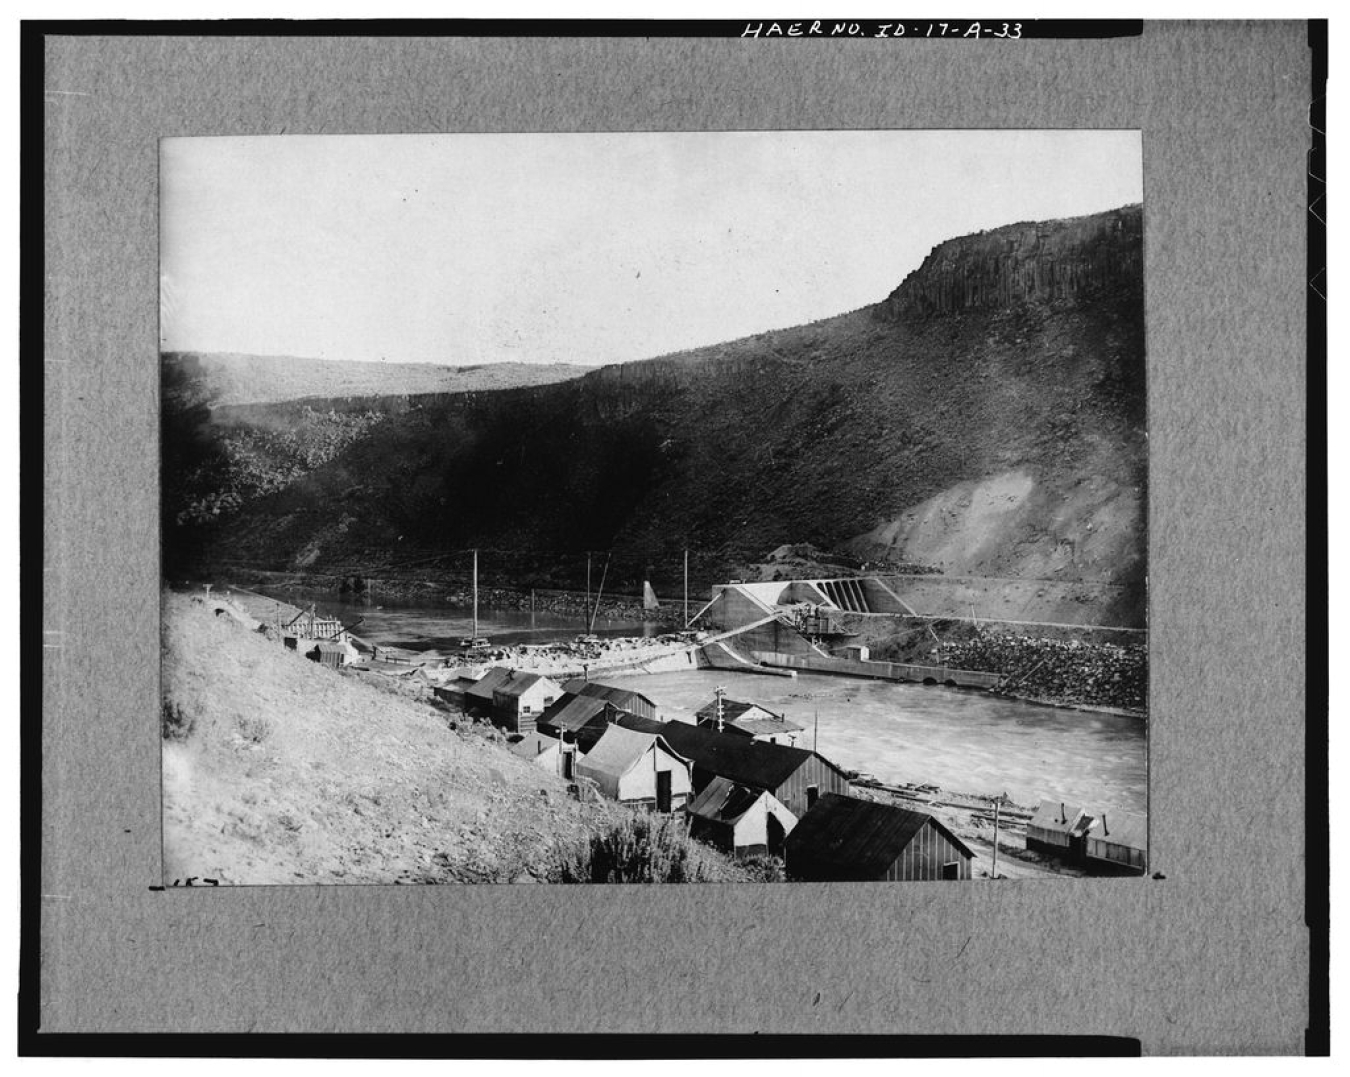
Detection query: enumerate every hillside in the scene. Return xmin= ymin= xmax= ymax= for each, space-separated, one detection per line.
xmin=160 ymin=591 xmax=750 ymax=884
xmin=163 ymin=351 xmax=588 ymax=409
xmin=165 ymin=205 xmax=1146 ymax=625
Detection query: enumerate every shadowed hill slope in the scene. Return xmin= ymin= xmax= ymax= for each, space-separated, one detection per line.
xmin=166 ymin=205 xmax=1146 ymax=624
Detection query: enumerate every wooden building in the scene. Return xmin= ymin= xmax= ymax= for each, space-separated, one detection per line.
xmin=561 ymin=679 xmax=660 ymax=722
xmin=537 ymin=693 xmax=612 ymax=741
xmin=686 ymin=776 xmax=797 ymax=857
xmin=1084 ymin=810 xmax=1147 ymax=874
xmin=784 ymin=793 xmax=975 ymax=882
xmin=574 ymin=725 xmax=693 ymax=812
xmin=489 ymin=671 xmax=561 ymax=734
xmin=1026 ymin=800 xmax=1095 ymax=860
xmin=305 ymin=641 xmax=350 ymax=669
xmin=693 ymin=696 xmax=804 ymax=745
xmin=653 ymin=721 xmax=850 ymax=819
xmin=463 ymin=667 xmax=516 ymax=714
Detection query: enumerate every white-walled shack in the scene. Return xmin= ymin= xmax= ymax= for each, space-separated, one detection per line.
xmin=1026 ymin=800 xmax=1095 ymax=859
xmin=575 ymin=725 xmax=692 ymax=812
xmin=1084 ymin=810 xmax=1147 ymax=874
xmin=490 ymin=671 xmax=561 ymax=734
xmin=687 ymin=776 xmax=797 ymax=857
xmin=785 ymin=793 xmax=975 ymax=882
xmin=507 ymin=731 xmax=563 ymax=774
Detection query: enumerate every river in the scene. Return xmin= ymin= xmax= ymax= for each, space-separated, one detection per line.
xmin=604 ymin=669 xmax=1147 ymax=818
xmin=242 ymin=588 xmax=1147 ymax=818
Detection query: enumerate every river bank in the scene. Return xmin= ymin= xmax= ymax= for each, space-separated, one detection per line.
xmin=199 ymin=567 xmax=692 ymax=628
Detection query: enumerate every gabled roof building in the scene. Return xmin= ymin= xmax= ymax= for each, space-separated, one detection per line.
xmin=1084 ymin=809 xmax=1147 ymax=874
xmin=574 ymin=725 xmax=692 ymax=812
xmin=785 ymin=793 xmax=975 ymax=882
xmin=652 ymin=721 xmax=851 ymax=819
xmin=687 ymin=776 xmax=798 ymax=858
xmin=1026 ymin=800 xmax=1095 ymax=860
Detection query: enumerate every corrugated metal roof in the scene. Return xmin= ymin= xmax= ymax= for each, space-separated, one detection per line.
xmin=1087 ymin=810 xmax=1146 ymax=852
xmin=493 ymin=671 xmax=558 ymax=698
xmin=654 ymin=721 xmax=840 ymax=792
xmin=1028 ymin=799 xmax=1093 ymax=837
xmin=786 ymin=793 xmax=974 ymax=879
xmin=611 ymin=712 xmax=667 ymax=736
xmin=466 ymin=666 xmax=515 ymax=702
xmin=686 ymin=776 xmax=765 ymax=825
xmin=538 ymin=694 xmax=609 ymax=733
xmin=563 ymin=679 xmax=656 ymax=712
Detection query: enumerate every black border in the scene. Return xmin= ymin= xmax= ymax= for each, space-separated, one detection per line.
xmin=20 ymin=17 xmax=45 ymax=1057
xmin=1304 ymin=16 xmax=1329 ymax=1061
xmin=27 ymin=18 xmax=1142 ymax=40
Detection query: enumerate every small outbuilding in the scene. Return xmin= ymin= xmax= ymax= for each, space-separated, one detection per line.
xmin=464 ymin=667 xmax=516 ymax=713
xmin=1084 ymin=810 xmax=1147 ymax=874
xmin=1026 ymin=800 xmax=1095 ymax=861
xmin=687 ymin=776 xmax=797 ymax=858
xmin=490 ymin=671 xmax=561 ymax=734
xmin=574 ymin=725 xmax=692 ymax=812
xmin=785 ymin=793 xmax=975 ymax=882
xmin=562 ymin=679 xmax=660 ymax=722
xmin=693 ymin=697 xmax=804 ymax=745
xmin=306 ymin=641 xmax=351 ymax=669
xmin=507 ymin=731 xmax=565 ymax=775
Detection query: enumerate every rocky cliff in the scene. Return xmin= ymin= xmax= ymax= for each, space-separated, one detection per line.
xmin=878 ymin=204 xmax=1142 ymax=321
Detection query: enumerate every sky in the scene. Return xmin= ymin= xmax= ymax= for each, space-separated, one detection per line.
xmin=160 ymin=131 xmax=1143 ymax=367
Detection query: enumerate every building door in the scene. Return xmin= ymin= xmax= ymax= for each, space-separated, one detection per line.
xmin=766 ymin=813 xmax=786 ymax=856
xmin=806 ymin=785 xmax=819 ymax=811
xmin=656 ymin=769 xmax=672 ymax=813
xmin=562 ymin=749 xmax=574 ymax=780
xmin=942 ymin=861 xmax=961 ymax=880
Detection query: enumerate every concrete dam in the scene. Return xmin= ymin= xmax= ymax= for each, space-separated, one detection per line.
xmin=690 ymin=578 xmax=1000 ymax=690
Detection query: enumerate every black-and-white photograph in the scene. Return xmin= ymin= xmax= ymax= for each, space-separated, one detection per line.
xmin=159 ymin=130 xmax=1147 ymax=886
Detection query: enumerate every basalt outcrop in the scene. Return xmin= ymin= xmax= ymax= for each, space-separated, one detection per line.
xmin=877 ymin=204 xmax=1142 ymax=321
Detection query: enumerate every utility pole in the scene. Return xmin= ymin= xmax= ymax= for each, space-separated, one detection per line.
xmin=813 ymin=709 xmax=819 ymax=754
xmin=588 ymin=554 xmax=611 ymax=634
xmin=586 ymin=552 xmax=591 ymax=631
xmin=472 ymin=547 xmax=479 ymax=640
xmin=683 ymin=549 xmax=690 ymax=626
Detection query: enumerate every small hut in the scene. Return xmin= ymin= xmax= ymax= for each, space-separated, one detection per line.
xmin=1026 ymin=800 xmax=1095 ymax=861
xmin=1084 ymin=810 xmax=1147 ymax=874
xmin=686 ymin=776 xmax=797 ymax=857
